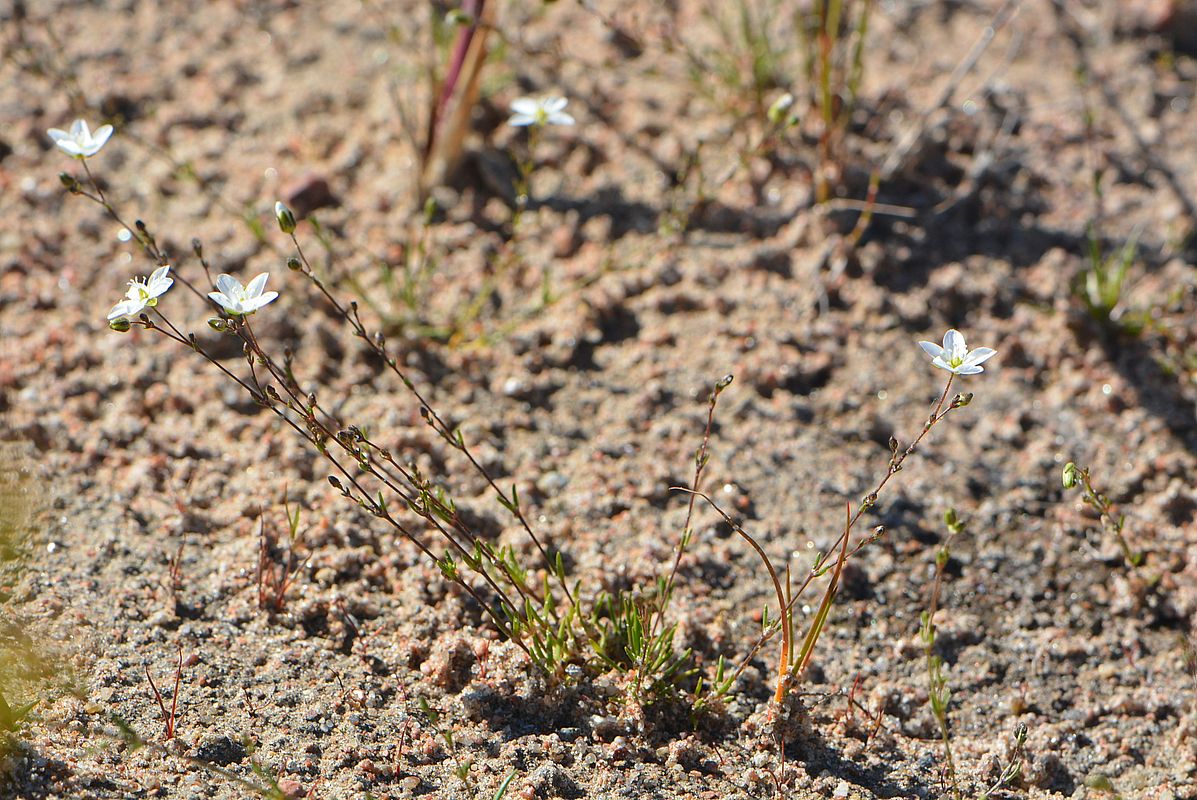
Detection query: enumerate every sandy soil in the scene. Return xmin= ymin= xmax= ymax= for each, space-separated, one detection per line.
xmin=2 ymin=1 xmax=1197 ymax=798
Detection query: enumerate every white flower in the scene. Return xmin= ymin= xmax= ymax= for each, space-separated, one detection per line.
xmin=918 ymin=329 xmax=996 ymax=375
xmin=47 ymin=119 xmax=114 ymax=159
xmin=508 ymin=96 xmax=575 ymax=127
xmin=208 ymin=272 xmax=279 ymax=316
xmin=106 ymin=265 xmax=173 ymax=321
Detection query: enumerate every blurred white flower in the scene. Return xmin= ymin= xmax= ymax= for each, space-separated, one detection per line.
xmin=47 ymin=119 xmax=114 ymax=159
xmin=767 ymin=92 xmax=795 ymax=124
xmin=106 ymin=265 xmax=173 ymax=321
xmin=918 ymin=329 xmax=996 ymax=375
xmin=208 ymin=272 xmax=278 ymax=316
xmin=508 ymin=96 xmax=574 ymax=127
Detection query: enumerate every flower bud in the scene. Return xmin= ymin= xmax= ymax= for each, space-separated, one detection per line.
xmin=207 ymin=317 xmax=228 ymax=332
xmin=286 ymin=256 xmax=302 ymax=272
xmin=274 ymin=201 xmax=296 ymax=234
xmin=767 ymin=92 xmax=794 ymax=125
xmin=58 ymin=172 xmax=80 ymax=192
xmin=1062 ymin=462 xmax=1080 ymax=490
xmin=108 ymin=318 xmax=131 ymax=332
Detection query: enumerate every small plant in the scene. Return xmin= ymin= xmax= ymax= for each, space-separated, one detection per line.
xmin=143 ymin=648 xmax=184 ymax=742
xmin=920 ymin=508 xmax=966 ymax=798
xmin=507 ymin=95 xmax=575 ymax=225
xmin=0 ymin=690 xmax=35 ymax=735
xmin=60 ymin=130 xmax=598 ymax=680
xmin=1084 ymin=772 xmax=1126 ymax=800
xmin=257 ymin=496 xmax=310 ymax=614
xmin=626 ymin=374 xmax=735 ymax=702
xmin=681 ymin=329 xmax=996 ymax=705
xmin=801 ymin=0 xmax=874 ymax=203
xmin=418 ymin=696 xmax=473 ymax=787
xmin=109 ymin=716 xmax=309 ymax=799
xmin=978 ymin=723 xmax=1027 ymax=799
xmin=671 ymin=0 xmax=873 ymax=204
xmin=1062 ymin=461 xmax=1142 ymax=567
xmin=1078 ymin=225 xmax=1143 ymax=332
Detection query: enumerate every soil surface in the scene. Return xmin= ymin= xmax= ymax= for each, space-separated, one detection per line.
xmin=2 ymin=1 xmax=1197 ymax=799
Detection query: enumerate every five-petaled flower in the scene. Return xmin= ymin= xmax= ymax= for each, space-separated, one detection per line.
xmin=47 ymin=119 xmax=114 ymax=159
xmin=918 ymin=329 xmax=996 ymax=375
xmin=508 ymin=96 xmax=575 ymax=127
xmin=107 ymin=265 xmax=174 ymax=321
xmin=208 ymin=273 xmax=279 ymax=316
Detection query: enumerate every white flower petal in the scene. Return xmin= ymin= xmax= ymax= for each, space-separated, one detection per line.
xmin=47 ymin=128 xmax=70 ymax=143
xmin=70 ymin=119 xmax=88 ymax=139
xmin=107 ymin=299 xmax=138 ymax=320
xmin=918 ymin=341 xmax=944 ymax=359
xmin=55 ymin=140 xmax=84 ymax=156
xmin=962 ymin=347 xmax=996 ymax=367
xmin=957 ymin=364 xmax=984 ymax=375
xmin=510 ymin=98 xmax=540 ymax=115
xmin=91 ymin=124 xmax=114 ymax=151
xmin=942 ymin=329 xmax=966 ymax=360
xmin=208 ymin=290 xmax=234 ymax=309
xmin=247 ymin=291 xmax=278 ymax=311
xmin=931 ymin=356 xmax=954 ymax=372
xmin=149 ymin=277 xmax=174 ymax=298
xmin=215 ymin=274 xmax=240 ymax=296
xmin=245 ymin=272 xmax=270 ymax=299
xmin=508 ymin=114 xmax=536 ymax=127
xmin=543 ymin=97 xmax=568 ymax=113
xmin=549 ymin=111 xmax=575 ymax=126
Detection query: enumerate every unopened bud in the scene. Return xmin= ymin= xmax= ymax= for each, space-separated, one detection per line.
xmin=286 ymin=256 xmax=302 ymax=272
xmin=274 ymin=201 xmax=296 ymax=234
xmin=445 ymin=8 xmax=473 ymax=26
xmin=767 ymin=92 xmax=795 ymax=125
xmin=207 ymin=317 xmax=228 ymax=332
xmin=108 ymin=318 xmax=131 ymax=332
xmin=58 ymin=172 xmax=80 ymax=192
xmin=951 ymin=392 xmax=974 ymax=408
xmin=192 ymin=238 xmax=203 ymax=258
xmin=1062 ymin=462 xmax=1080 ymax=490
